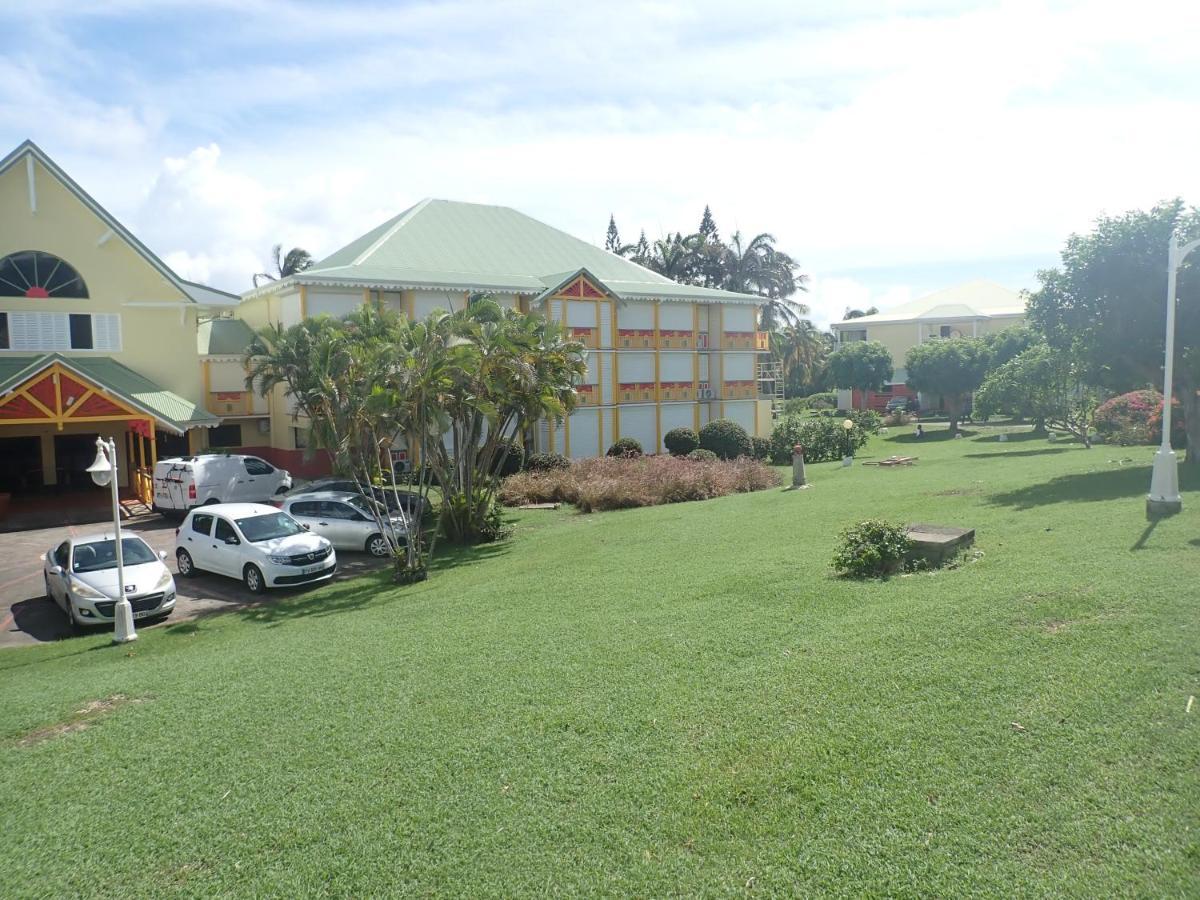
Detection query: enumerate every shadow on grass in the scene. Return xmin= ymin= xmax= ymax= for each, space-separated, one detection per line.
xmin=965 ymin=448 xmax=1075 ymax=460
xmin=1131 ymin=520 xmax=1160 ymax=551
xmin=988 ymin=464 xmax=1200 ymax=510
xmin=887 ymin=429 xmax=978 ymax=444
xmin=228 ymin=539 xmax=513 ymax=627
xmin=968 ymin=429 xmax=1046 ymax=443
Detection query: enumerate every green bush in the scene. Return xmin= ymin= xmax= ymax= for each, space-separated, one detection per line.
xmin=698 ymin=418 xmax=753 ymax=460
xmin=663 ymin=426 xmax=700 ymax=457
xmin=492 ymin=438 xmax=525 ymax=477
xmin=606 ymin=437 xmax=644 ymax=458
xmin=686 ymin=448 xmax=718 ymax=462
xmin=832 ymin=519 xmax=913 ymax=578
xmin=845 ymin=409 xmax=882 ymax=434
xmin=525 ymin=452 xmax=570 ymax=472
xmin=805 ymin=392 xmax=838 ymax=410
xmin=750 ymin=436 xmax=771 ymax=461
xmin=769 ymin=415 xmax=869 ymax=464
xmin=1094 ymin=390 xmax=1186 ymax=447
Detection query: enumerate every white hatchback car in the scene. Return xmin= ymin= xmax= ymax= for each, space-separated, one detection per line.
xmin=44 ymin=532 xmax=177 ymax=628
xmin=175 ymin=503 xmax=336 ymax=594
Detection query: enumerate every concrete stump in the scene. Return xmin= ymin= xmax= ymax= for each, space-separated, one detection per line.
xmin=906 ymin=524 xmax=975 ymax=567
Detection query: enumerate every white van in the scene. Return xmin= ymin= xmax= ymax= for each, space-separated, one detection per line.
xmin=153 ymin=454 xmax=292 ymax=515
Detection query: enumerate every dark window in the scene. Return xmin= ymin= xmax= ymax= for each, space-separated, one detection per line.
xmin=208 ymin=424 xmax=242 ymax=447
xmin=939 ymin=325 xmax=952 ymax=338
xmin=0 ymin=251 xmax=88 ymax=298
xmin=214 ymin=519 xmax=238 ymax=543
xmin=318 ymin=501 xmax=355 ymax=520
xmin=244 ymin=457 xmax=274 ymax=475
xmin=289 ymin=501 xmax=320 ymax=517
xmin=54 ymin=541 xmax=70 ymax=567
xmin=191 ymin=513 xmax=214 ymax=536
xmin=880 ymin=384 xmax=893 ymax=394
xmin=0 ymin=312 xmax=8 ymax=349
xmin=69 ymin=314 xmax=93 ymax=349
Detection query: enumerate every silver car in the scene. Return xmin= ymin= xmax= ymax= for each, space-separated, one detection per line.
xmin=44 ymin=532 xmax=177 ymax=628
xmin=279 ymin=491 xmax=407 ymax=557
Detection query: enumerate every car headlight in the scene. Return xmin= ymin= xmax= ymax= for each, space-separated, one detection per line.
xmin=154 ymin=569 xmax=174 ymax=590
xmin=68 ymin=578 xmax=108 ymax=600
xmin=269 ymin=555 xmax=290 ymax=565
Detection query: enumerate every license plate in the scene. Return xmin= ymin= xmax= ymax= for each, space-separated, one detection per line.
xmin=302 ymin=564 xmax=324 ymax=575
xmin=133 ymin=609 xmax=155 ymax=620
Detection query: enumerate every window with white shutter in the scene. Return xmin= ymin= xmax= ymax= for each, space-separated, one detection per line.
xmin=0 ymin=312 xmax=121 ymax=351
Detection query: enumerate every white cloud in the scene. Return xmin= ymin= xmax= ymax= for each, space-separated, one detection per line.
xmin=2 ymin=0 xmax=1199 ymax=304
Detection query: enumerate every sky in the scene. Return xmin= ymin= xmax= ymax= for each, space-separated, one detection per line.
xmin=2 ymin=0 xmax=1199 ymax=326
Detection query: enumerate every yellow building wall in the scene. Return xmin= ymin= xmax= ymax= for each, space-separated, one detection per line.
xmin=855 ymin=315 xmax=1026 ymax=370
xmin=0 ymin=156 xmax=204 ymax=403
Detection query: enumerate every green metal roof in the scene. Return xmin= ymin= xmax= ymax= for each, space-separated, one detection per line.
xmin=198 ymin=317 xmax=256 ymax=356
xmin=0 ymin=353 xmax=219 ymax=435
xmin=261 ymin=199 xmax=763 ymax=306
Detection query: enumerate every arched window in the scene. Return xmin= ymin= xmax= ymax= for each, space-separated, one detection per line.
xmin=0 ymin=251 xmax=88 ymax=298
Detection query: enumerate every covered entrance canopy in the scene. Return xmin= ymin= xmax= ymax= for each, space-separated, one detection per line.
xmin=0 ymin=353 xmax=219 ymax=505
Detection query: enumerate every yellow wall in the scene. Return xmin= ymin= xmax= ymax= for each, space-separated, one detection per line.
xmin=849 ymin=314 xmax=1026 ymax=371
xmin=0 ymin=157 xmax=205 ymax=403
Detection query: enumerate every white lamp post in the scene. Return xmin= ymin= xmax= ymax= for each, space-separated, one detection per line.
xmin=86 ymin=436 xmax=137 ymax=643
xmin=1147 ymin=233 xmax=1200 ymax=519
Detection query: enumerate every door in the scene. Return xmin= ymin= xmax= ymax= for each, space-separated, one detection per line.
xmin=287 ymin=500 xmax=328 ymax=540
xmin=211 ymin=517 xmax=244 ymax=577
xmin=183 ymin=512 xmax=216 ymax=571
xmin=322 ymin=500 xmax=371 ymax=549
xmin=47 ymin=541 xmax=71 ymax=609
xmin=237 ymin=457 xmax=277 ymax=501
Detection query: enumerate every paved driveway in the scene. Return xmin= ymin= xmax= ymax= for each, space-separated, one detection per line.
xmin=0 ymin=517 xmax=386 ymax=648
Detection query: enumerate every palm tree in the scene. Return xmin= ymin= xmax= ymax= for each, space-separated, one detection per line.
xmin=771 ymin=320 xmax=828 ymax=395
xmin=253 ymin=244 xmax=315 ymax=287
xmin=843 ymin=306 xmax=879 ymax=320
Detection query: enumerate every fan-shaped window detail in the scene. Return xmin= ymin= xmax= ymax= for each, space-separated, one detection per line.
xmin=0 ymin=251 xmax=88 ymax=298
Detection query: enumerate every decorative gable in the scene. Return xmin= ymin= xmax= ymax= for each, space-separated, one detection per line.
xmin=554 ymin=275 xmax=607 ymax=299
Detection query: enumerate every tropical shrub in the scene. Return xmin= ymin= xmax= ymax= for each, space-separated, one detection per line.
xmin=525 ymin=452 xmax=570 ymax=472
xmin=845 ymin=409 xmax=882 ymax=434
xmin=498 ymin=455 xmax=780 ymax=511
xmin=606 ymin=437 xmax=644 ymax=458
xmin=769 ymin=415 xmax=869 ymax=464
xmin=493 ymin=438 xmax=525 ymax=477
xmin=782 ymin=397 xmax=809 ymax=417
xmin=804 ymin=391 xmax=839 ymax=410
xmin=686 ymin=448 xmax=718 ymax=462
xmin=663 ymin=426 xmax=700 ymax=457
xmin=832 ymin=519 xmax=913 ymax=578
xmin=698 ymin=418 xmax=753 ymax=459
xmin=1095 ymin=390 xmax=1186 ymax=447
xmin=750 ymin=436 xmax=772 ymax=461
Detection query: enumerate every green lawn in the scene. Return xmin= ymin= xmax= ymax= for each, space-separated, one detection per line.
xmin=3 ymin=424 xmax=1198 ymax=897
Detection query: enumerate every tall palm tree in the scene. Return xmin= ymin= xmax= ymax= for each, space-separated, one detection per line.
xmin=771 ymin=320 xmax=828 ymax=395
xmin=253 ymin=244 xmax=315 ymax=287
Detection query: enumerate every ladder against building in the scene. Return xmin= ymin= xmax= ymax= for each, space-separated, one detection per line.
xmin=757 ymin=359 xmax=785 ymax=414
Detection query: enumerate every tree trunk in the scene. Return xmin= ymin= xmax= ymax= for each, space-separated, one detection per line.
xmin=1182 ymin=380 xmax=1199 ymax=471
xmin=1032 ymin=417 xmax=1047 ymax=436
xmin=948 ymin=415 xmax=959 ymax=436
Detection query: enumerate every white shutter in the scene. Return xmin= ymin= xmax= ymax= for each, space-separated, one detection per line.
xmin=92 ymin=314 xmax=122 ymax=351
xmin=9 ymin=312 xmax=69 ymax=350
xmin=598 ymin=301 xmax=612 ymax=348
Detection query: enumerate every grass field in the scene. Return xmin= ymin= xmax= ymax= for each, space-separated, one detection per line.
xmin=2 ymin=424 xmax=1198 ymax=897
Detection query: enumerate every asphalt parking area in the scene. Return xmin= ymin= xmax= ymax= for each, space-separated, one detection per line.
xmin=0 ymin=517 xmax=386 ymax=648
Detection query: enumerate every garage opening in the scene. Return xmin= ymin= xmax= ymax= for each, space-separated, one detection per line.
xmin=54 ymin=434 xmax=101 ymax=490
xmin=0 ymin=436 xmax=42 ymax=493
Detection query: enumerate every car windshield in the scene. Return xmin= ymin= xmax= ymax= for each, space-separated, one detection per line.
xmin=72 ymin=538 xmax=157 ymax=573
xmin=235 ymin=513 xmax=304 ymax=543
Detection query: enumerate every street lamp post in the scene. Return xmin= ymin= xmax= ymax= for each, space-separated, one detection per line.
xmin=86 ymin=436 xmax=137 ymax=643
xmin=1147 ymin=233 xmax=1200 ymax=519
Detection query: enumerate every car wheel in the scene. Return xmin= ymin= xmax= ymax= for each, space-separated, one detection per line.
xmin=176 ymin=549 xmax=197 ymax=578
xmin=62 ymin=596 xmax=80 ymax=632
xmin=366 ymin=533 xmax=391 ymax=558
xmin=243 ymin=564 xmax=266 ymax=594
xmin=202 ymin=498 xmax=220 ymax=506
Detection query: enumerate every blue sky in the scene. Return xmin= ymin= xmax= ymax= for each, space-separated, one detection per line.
xmin=2 ymin=0 xmax=1199 ymax=324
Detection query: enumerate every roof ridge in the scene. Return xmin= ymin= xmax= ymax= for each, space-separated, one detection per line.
xmin=352 ymin=197 xmax=434 ymax=266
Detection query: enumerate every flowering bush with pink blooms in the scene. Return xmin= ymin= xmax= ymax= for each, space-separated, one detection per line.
xmin=1094 ymin=390 xmax=1186 ymax=447
xmin=498 ymin=454 xmax=780 ymax=512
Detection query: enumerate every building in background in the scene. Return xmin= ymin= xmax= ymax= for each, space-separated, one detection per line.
xmin=239 ymin=198 xmax=775 ymax=464
xmin=830 ymin=281 xmax=1026 ymax=411
xmin=0 ymin=141 xmax=235 ymax=517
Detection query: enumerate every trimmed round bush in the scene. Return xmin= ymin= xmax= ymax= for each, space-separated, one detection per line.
xmin=686 ymin=448 xmax=718 ymax=462
xmin=832 ymin=519 xmax=913 ymax=578
xmin=493 ymin=438 xmax=525 ymax=477
xmin=750 ymin=436 xmax=771 ymax=461
xmin=663 ymin=426 xmax=700 ymax=457
xmin=698 ymin=418 xmax=752 ymax=460
xmin=525 ymin=452 xmax=571 ymax=473
xmin=606 ymin=437 xmax=644 ymax=458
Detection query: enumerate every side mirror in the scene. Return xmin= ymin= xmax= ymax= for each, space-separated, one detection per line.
xmin=224 ymin=536 xmax=240 ymax=545
xmin=158 ymin=550 xmax=168 ymax=561
xmin=51 ymin=565 xmax=64 ymax=576
xmin=301 ymin=523 xmax=310 ymax=531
